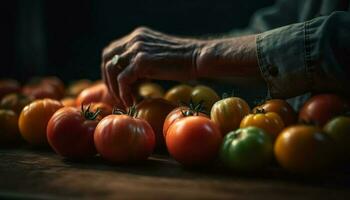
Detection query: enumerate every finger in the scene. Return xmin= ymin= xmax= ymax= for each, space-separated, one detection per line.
xmin=105 ymin=59 xmax=123 ymax=103
xmin=117 ymin=53 xmax=149 ymax=107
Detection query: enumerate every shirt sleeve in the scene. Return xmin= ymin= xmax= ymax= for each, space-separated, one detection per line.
xmin=227 ymin=0 xmax=300 ymax=37
xmin=256 ymin=11 xmax=350 ymax=98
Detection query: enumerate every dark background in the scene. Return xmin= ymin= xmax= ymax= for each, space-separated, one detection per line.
xmin=1 ymin=0 xmax=274 ymax=83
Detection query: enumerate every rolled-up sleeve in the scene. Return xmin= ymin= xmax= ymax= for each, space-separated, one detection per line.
xmin=256 ymin=11 xmax=350 ymax=98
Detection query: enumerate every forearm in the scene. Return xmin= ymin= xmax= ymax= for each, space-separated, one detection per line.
xmin=195 ymin=35 xmax=260 ymax=79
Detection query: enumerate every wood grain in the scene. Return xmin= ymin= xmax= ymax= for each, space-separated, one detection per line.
xmin=0 ymin=147 xmax=349 ymax=200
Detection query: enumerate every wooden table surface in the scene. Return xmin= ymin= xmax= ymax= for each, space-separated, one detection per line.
xmin=0 ymin=147 xmax=349 ymax=200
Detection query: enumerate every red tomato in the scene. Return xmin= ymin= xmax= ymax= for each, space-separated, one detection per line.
xmin=163 ymin=106 xmax=208 ymax=138
xmin=76 ymin=83 xmax=120 ymax=107
xmin=47 ymin=106 xmax=99 ymax=159
xmin=23 ymin=83 xmax=62 ymax=100
xmin=253 ymin=99 xmax=297 ymax=126
xmin=136 ymin=98 xmax=176 ymax=150
xmin=41 ymin=76 xmax=65 ymax=98
xmin=0 ymin=79 xmax=21 ymax=100
xmin=165 ymin=116 xmax=222 ymax=166
xmin=299 ymin=94 xmax=349 ymax=126
xmin=94 ymin=115 xmax=155 ymax=163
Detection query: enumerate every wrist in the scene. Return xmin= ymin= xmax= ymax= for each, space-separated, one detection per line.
xmin=194 ymin=35 xmax=260 ymax=79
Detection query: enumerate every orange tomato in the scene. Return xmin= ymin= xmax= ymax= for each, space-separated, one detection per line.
xmin=76 ymin=83 xmax=120 ymax=107
xmin=66 ymin=79 xmax=92 ymax=97
xmin=19 ymin=99 xmax=63 ymax=146
xmin=89 ymin=102 xmax=113 ymax=120
xmin=211 ymin=97 xmax=250 ymax=136
xmin=275 ymin=125 xmax=334 ymax=174
xmin=253 ymin=99 xmax=297 ymax=126
xmin=240 ymin=112 xmax=284 ymax=139
xmin=61 ymin=97 xmax=76 ymax=107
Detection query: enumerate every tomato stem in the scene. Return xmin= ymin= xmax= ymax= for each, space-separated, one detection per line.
xmin=81 ymin=104 xmax=101 ymax=120
xmin=112 ymin=105 xmax=138 ymax=117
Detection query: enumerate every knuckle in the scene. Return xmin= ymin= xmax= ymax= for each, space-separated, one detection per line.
xmin=131 ymin=41 xmax=144 ymax=51
xmin=117 ymin=74 xmax=126 ymax=84
xmin=134 ymin=26 xmax=149 ymax=33
xmin=134 ymin=52 xmax=146 ymax=63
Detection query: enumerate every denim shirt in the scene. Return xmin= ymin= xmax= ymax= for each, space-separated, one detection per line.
xmin=231 ymin=0 xmax=350 ymax=110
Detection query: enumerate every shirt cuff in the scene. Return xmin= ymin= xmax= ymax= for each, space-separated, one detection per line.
xmin=256 ymin=21 xmax=310 ymax=98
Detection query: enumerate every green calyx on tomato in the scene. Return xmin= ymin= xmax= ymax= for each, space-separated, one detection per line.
xmin=220 ymin=126 xmax=273 ymax=172
xmin=81 ymin=104 xmax=101 ymax=120
xmin=179 ymin=99 xmax=207 ymax=117
xmin=112 ymin=105 xmax=138 ymax=117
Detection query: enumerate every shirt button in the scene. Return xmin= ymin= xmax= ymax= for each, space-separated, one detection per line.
xmin=267 ymin=65 xmax=279 ymax=76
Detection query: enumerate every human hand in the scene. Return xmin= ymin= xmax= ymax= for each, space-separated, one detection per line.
xmin=101 ymin=27 xmax=204 ymax=107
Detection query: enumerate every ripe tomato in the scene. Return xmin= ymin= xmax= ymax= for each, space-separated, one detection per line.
xmin=76 ymin=83 xmax=120 ymax=107
xmin=324 ymin=116 xmax=350 ymax=163
xmin=61 ymin=97 xmax=76 ymax=107
xmin=138 ymin=82 xmax=164 ymax=99
xmin=211 ymin=97 xmax=250 ymax=136
xmin=94 ymin=114 xmax=155 ymax=163
xmin=136 ymin=98 xmax=176 ymax=150
xmin=0 ymin=109 xmax=21 ymax=144
xmin=240 ymin=112 xmax=284 ymax=140
xmin=164 ymin=84 xmax=193 ymax=105
xmin=66 ymin=79 xmax=92 ymax=97
xmin=299 ymin=94 xmax=349 ymax=126
xmin=0 ymin=79 xmax=21 ymax=100
xmin=23 ymin=83 xmax=62 ymax=100
xmin=163 ymin=106 xmax=209 ymax=138
xmin=89 ymin=102 xmax=112 ymax=120
xmin=0 ymin=93 xmax=33 ymax=114
xmin=47 ymin=106 xmax=99 ymax=159
xmin=165 ymin=116 xmax=222 ymax=166
xmin=19 ymin=99 xmax=63 ymax=146
xmin=220 ymin=126 xmax=273 ymax=171
xmin=191 ymin=85 xmax=220 ymax=112
xmin=41 ymin=76 xmax=65 ymax=98
xmin=275 ymin=125 xmax=334 ymax=174
xmin=253 ymin=99 xmax=297 ymax=126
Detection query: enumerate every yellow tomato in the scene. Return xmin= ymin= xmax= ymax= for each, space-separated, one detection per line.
xmin=240 ymin=112 xmax=284 ymax=139
xmin=164 ymin=84 xmax=193 ymax=105
xmin=191 ymin=85 xmax=220 ymax=113
xmin=211 ymin=97 xmax=250 ymax=136
xmin=138 ymin=82 xmax=164 ymax=99
xmin=19 ymin=99 xmax=63 ymax=146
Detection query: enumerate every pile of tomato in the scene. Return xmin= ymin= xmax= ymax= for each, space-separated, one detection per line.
xmin=1 ymin=77 xmax=349 ymax=175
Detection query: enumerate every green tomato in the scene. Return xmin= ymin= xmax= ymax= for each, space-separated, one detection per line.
xmin=324 ymin=116 xmax=350 ymax=163
xmin=220 ymin=126 xmax=273 ymax=171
